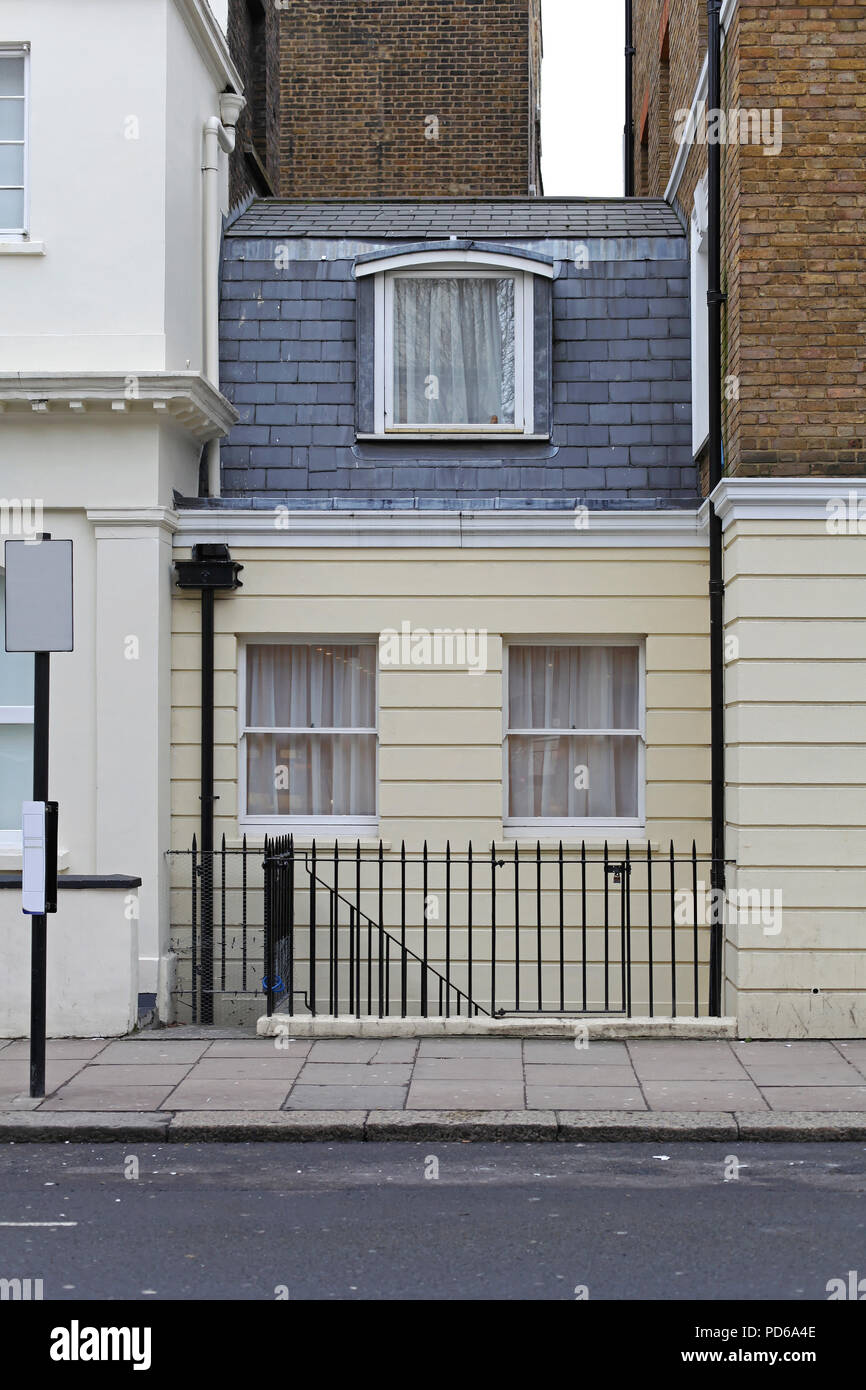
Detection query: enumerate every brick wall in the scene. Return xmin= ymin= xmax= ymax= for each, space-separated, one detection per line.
xmin=228 ymin=0 xmax=280 ymax=207
xmin=259 ymin=0 xmax=542 ymax=197
xmin=633 ymin=0 xmax=699 ymax=198
xmin=528 ymin=0 xmax=543 ymax=194
xmin=736 ymin=3 xmax=866 ymax=473
xmin=634 ymin=0 xmax=866 ymax=476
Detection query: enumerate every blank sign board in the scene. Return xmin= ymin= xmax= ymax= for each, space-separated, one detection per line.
xmin=4 ymin=539 xmax=74 ymax=653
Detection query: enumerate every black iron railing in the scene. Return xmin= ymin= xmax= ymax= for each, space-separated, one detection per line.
xmin=169 ymin=835 xmax=259 ymax=1024
xmin=262 ymin=837 xmax=723 ymax=1021
xmin=263 ymin=835 xmax=488 ymax=1021
xmin=169 ymin=836 xmax=724 ymax=1023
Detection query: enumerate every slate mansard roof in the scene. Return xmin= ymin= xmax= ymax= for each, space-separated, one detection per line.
xmin=212 ymin=198 xmax=697 ymax=510
xmin=227 ymin=197 xmax=686 ymax=241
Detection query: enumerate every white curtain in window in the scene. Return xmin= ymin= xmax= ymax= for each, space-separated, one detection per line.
xmin=245 ymin=644 xmax=376 ymax=817
xmin=393 ymin=276 xmax=515 ymax=425
xmin=508 ymin=646 xmax=640 ymax=819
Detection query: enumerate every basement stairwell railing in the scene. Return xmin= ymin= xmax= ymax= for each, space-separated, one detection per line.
xmin=168 ymin=837 xmax=726 ymax=1025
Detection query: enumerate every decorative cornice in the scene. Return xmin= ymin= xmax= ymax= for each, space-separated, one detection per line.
xmin=174 ymin=508 xmax=709 ymax=550
xmin=172 ymin=0 xmax=242 ymax=93
xmin=87 ymin=507 xmax=180 ymax=538
xmin=710 ymin=476 xmax=866 ymax=528
xmin=0 ymin=372 xmax=238 ymax=442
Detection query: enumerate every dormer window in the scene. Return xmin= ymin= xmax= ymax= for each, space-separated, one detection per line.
xmin=355 ymin=245 xmax=554 ymax=440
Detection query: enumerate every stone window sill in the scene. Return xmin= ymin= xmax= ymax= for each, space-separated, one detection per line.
xmin=0 ymin=240 xmax=46 ymax=256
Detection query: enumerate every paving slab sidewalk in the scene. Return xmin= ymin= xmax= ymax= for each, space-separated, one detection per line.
xmin=1 ymin=1034 xmax=866 ymax=1141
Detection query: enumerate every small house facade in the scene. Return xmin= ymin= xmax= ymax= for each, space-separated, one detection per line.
xmin=167 ymin=198 xmax=716 ymax=1026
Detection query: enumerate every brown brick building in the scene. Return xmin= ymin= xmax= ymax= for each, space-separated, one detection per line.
xmin=633 ymin=0 xmax=866 ymax=476
xmin=227 ymin=0 xmax=281 ymax=203
xmin=227 ymin=0 xmax=543 ymax=204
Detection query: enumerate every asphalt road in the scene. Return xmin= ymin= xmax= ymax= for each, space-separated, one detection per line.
xmin=0 ymin=1141 xmax=864 ymax=1301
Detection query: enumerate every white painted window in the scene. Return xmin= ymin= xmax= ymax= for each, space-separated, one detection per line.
xmin=0 ymin=46 xmax=28 ymax=237
xmin=357 ymin=248 xmax=552 ymax=439
xmin=690 ymin=173 xmax=710 ymax=456
xmin=0 ymin=576 xmax=34 ymax=841
xmin=504 ymin=640 xmax=645 ymax=837
xmin=239 ymin=640 xmax=378 ymax=833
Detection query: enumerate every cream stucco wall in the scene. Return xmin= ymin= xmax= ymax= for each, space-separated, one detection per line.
xmin=0 ymin=886 xmax=139 ymax=1038
xmin=0 ymin=0 xmax=240 ymax=1029
xmin=170 ymin=544 xmax=713 ymax=853
xmin=0 ymin=419 xmax=197 ymax=1017
xmin=166 ymin=538 xmax=712 ymax=1022
xmin=721 ymin=501 xmax=866 ymax=1039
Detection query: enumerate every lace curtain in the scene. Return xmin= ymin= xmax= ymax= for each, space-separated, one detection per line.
xmin=393 ymin=276 xmax=516 ymax=425
xmin=245 ymin=644 xmax=376 ymax=817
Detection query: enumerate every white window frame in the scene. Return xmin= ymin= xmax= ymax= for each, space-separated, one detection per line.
xmin=0 ymin=43 xmax=30 ymax=240
xmin=0 ymin=567 xmax=34 ymax=846
xmin=238 ymin=636 xmax=379 ymax=836
xmin=503 ymin=637 xmax=646 ymax=840
xmin=690 ymin=172 xmax=710 ymax=456
xmin=357 ymin=248 xmax=552 ymax=441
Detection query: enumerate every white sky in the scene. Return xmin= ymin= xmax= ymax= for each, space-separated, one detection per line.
xmin=207 ymin=0 xmax=623 ymax=197
xmin=541 ymin=0 xmax=623 ymax=196
xmin=210 ymin=0 xmax=228 ymax=33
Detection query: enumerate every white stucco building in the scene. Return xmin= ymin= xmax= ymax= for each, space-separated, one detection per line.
xmin=0 ymin=0 xmax=240 ymax=1035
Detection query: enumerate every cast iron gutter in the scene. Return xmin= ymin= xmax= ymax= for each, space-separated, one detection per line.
xmin=624 ymin=1 xmax=635 ymax=195
xmin=707 ymin=0 xmax=727 ymax=1015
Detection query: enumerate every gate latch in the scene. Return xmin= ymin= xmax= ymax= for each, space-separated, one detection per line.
xmin=605 ymin=862 xmax=631 ymax=885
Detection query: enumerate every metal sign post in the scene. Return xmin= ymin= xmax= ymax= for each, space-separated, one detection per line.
xmin=4 ymin=535 xmax=73 ymax=1098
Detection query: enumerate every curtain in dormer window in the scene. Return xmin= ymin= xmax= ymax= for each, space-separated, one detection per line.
xmin=393 ymin=276 xmax=516 ymax=426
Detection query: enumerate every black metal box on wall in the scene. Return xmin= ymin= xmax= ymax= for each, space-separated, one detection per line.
xmin=175 ymin=544 xmax=244 ymax=591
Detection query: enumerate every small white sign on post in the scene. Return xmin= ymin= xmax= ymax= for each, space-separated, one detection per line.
xmin=3 ymin=538 xmax=73 ymax=653
xmin=22 ymin=802 xmax=47 ymax=916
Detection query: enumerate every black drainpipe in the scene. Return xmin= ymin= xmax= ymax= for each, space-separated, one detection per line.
xmin=707 ymin=0 xmax=726 ymax=1016
xmin=175 ymin=545 xmax=243 ymax=1024
xmin=624 ymin=1 xmax=635 ymax=195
